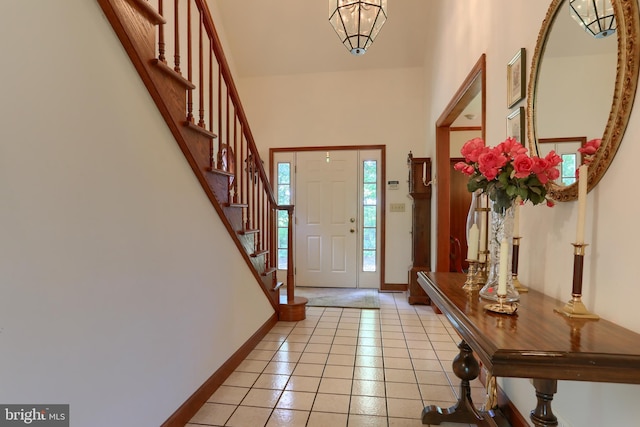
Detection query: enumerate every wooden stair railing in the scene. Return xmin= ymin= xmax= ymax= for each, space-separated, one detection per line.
xmin=97 ymin=0 xmax=306 ymax=320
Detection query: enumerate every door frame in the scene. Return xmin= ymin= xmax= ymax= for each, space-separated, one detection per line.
xmin=435 ymin=55 xmax=486 ymax=272
xmin=269 ymin=145 xmax=386 ymax=290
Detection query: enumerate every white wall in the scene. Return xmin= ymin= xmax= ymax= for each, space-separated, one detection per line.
xmin=537 ymin=53 xmax=616 ymax=140
xmin=450 ymin=130 xmax=482 ymax=157
xmin=0 ymin=2 xmax=274 ymax=426
xmin=236 ymin=68 xmax=426 ymax=284
xmin=424 ymin=1 xmax=640 ymax=426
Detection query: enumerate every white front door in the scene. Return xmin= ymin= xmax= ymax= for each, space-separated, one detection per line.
xmin=295 ymin=150 xmax=358 ymax=287
xmin=272 ymin=148 xmax=382 ymax=289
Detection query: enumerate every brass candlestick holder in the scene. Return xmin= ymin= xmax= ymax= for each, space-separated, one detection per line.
xmin=554 ymin=243 xmax=599 ymax=320
xmin=484 ymin=293 xmax=518 ymax=315
xmin=462 ymin=260 xmax=480 ymax=291
xmin=476 ymin=249 xmax=489 ymax=285
xmin=475 ymin=201 xmax=490 ymax=286
xmin=511 ymin=236 xmax=528 ymax=293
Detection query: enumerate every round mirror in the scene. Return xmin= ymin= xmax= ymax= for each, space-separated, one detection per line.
xmin=527 ymin=0 xmax=640 ymax=202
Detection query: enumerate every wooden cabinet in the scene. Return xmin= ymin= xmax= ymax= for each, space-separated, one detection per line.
xmin=407 ymin=153 xmax=431 ymax=305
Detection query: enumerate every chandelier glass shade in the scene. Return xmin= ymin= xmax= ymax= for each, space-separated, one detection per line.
xmin=569 ymin=0 xmax=616 ymax=38
xmin=329 ymin=0 xmax=387 ymax=55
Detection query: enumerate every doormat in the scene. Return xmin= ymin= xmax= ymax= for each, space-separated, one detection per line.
xmin=294 ymin=287 xmax=380 ymax=309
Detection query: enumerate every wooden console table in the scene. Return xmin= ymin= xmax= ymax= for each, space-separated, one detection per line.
xmin=417 ymin=271 xmax=640 ymax=427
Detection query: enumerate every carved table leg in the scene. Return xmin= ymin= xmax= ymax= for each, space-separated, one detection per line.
xmin=422 ymin=340 xmax=489 ymax=425
xmin=530 ymin=379 xmax=558 ymax=427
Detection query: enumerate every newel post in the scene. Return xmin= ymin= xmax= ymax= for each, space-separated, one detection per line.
xmin=277 ymin=204 xmax=307 ymax=321
xmin=285 ymin=205 xmax=295 ymax=303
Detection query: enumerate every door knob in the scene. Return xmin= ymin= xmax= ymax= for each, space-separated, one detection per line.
xmin=350 ymin=218 xmax=356 ymax=223
xmin=350 ymin=228 xmax=356 ymax=233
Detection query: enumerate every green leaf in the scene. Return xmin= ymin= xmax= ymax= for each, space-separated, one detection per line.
xmin=467 ymin=180 xmax=481 ymax=193
xmin=517 ymin=188 xmax=528 ymax=199
xmin=498 ymin=172 xmax=510 ymax=186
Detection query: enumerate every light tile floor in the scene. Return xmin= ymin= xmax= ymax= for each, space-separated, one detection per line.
xmin=187 ymin=291 xmax=488 ymax=427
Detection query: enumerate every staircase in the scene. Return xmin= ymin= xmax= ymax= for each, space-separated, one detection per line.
xmin=97 ymin=0 xmax=307 ymax=320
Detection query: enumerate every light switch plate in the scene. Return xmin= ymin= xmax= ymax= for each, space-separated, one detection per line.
xmin=390 ymin=203 xmax=405 ymax=212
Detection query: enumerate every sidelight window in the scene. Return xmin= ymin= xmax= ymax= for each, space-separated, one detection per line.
xmin=277 ymin=162 xmax=291 ymax=269
xmin=362 ymin=160 xmax=377 ymax=272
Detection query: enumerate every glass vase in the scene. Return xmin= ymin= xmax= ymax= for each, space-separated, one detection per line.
xmin=465 ymin=190 xmax=482 ymax=244
xmin=479 ymin=194 xmax=520 ymax=302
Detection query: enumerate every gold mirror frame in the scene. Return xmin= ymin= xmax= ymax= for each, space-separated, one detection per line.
xmin=527 ymin=0 xmax=640 ymax=202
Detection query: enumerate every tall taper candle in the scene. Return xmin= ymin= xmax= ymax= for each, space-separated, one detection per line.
xmin=576 ymin=164 xmax=588 ymax=244
xmin=513 ymin=198 xmax=520 ymax=237
xmin=422 ymin=162 xmax=427 ymax=184
xmin=498 ymin=238 xmax=509 ymax=295
xmin=467 ymin=224 xmax=479 ymax=261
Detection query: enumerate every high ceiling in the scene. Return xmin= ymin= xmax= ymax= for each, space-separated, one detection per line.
xmin=213 ymin=0 xmax=434 ymax=78
xmin=212 ymin=1 xmax=481 ymax=128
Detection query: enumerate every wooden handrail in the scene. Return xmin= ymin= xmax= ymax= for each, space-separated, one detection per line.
xmin=99 ymin=0 xmax=298 ymax=315
xmin=193 ymin=0 xmax=278 ymax=206
xmin=154 ymin=0 xmax=293 ymax=307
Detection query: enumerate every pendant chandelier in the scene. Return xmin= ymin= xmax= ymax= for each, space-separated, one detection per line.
xmin=569 ymin=0 xmax=616 ymax=38
xmin=329 ymin=0 xmax=387 ymax=55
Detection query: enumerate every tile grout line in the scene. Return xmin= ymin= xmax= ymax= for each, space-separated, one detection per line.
xmin=190 ymin=292 xmax=476 ymax=426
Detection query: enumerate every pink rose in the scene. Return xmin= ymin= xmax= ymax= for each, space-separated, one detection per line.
xmin=478 ymin=147 xmax=507 ymax=181
xmin=461 ymin=138 xmax=486 ymax=163
xmin=578 ymin=139 xmax=601 ymax=165
xmin=513 ymin=153 xmax=534 ymax=178
xmin=531 ymin=155 xmax=561 ymax=184
xmin=536 ymin=174 xmax=549 ymax=185
xmin=454 ymin=162 xmax=475 ymax=176
xmin=546 ymin=199 xmax=555 ymax=207
xmin=544 ymin=150 xmax=562 ymax=168
xmin=546 ymin=167 xmax=560 ymax=181
xmin=498 ymin=137 xmax=528 ymax=159
xmin=531 ymin=157 xmax=549 ymax=174
xmin=578 ymin=139 xmax=601 ymax=156
xmin=531 ymin=157 xmax=550 ymax=184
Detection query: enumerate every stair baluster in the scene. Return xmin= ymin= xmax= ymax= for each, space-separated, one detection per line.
xmin=97 ymin=0 xmax=307 ymax=320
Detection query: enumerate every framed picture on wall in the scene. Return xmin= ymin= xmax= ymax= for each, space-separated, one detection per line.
xmin=507 ymin=48 xmax=526 ymax=108
xmin=506 ymin=107 xmax=525 ymax=143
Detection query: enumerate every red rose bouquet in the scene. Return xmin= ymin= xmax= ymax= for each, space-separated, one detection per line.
xmin=455 ymin=137 xmax=561 ymax=213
